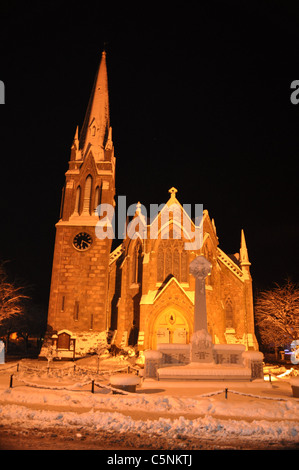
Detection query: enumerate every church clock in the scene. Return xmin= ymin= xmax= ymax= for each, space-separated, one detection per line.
xmin=72 ymin=232 xmax=93 ymax=251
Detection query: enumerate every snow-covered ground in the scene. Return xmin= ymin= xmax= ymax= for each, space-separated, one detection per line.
xmin=0 ymin=358 xmax=298 ymax=450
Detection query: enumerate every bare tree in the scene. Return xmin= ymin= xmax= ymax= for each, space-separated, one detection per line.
xmin=255 ymin=280 xmax=299 ymax=356
xmin=16 ymin=303 xmax=47 ymax=352
xmin=0 ymin=261 xmax=29 ymax=351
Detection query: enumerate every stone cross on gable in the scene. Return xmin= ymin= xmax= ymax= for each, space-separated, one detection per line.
xmin=168 ymin=187 xmax=178 ymax=199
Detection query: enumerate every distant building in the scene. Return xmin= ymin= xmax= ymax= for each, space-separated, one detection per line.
xmin=40 ymin=52 xmax=258 ymax=359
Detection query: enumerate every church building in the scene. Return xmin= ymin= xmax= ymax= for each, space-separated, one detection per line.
xmin=41 ymin=51 xmax=258 ymax=359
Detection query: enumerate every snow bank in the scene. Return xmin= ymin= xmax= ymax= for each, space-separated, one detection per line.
xmin=0 ymin=404 xmax=298 ymax=445
xmin=1 ymin=378 xmax=299 ymax=421
xmin=1 ymin=359 xmax=299 ymax=448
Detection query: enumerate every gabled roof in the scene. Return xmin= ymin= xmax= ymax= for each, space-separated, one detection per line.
xmin=147 ymin=187 xmax=202 ymax=242
xmin=140 ymin=276 xmax=194 ymax=305
xmin=150 ymin=187 xmax=194 ymax=227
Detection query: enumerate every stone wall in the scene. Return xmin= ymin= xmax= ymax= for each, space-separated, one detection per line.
xmin=157 ymin=344 xmax=190 ymax=365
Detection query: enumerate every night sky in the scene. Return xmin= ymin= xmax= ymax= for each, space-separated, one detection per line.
xmin=0 ymin=1 xmax=298 ymax=308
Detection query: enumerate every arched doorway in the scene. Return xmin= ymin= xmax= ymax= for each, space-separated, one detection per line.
xmin=151 ymin=306 xmax=190 ymax=349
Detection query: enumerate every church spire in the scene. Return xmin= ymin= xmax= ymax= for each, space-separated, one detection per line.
xmin=79 ymin=50 xmax=112 ymax=160
xmin=240 ymin=229 xmax=251 ymax=278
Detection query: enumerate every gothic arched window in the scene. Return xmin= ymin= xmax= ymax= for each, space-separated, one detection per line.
xmin=173 ymin=249 xmax=180 ymax=280
xmin=225 ymin=299 xmax=234 ymax=329
xmin=165 ymin=248 xmax=172 ymax=278
xmin=82 ymin=175 xmax=92 ymax=214
xmin=132 ymin=242 xmax=143 ymax=284
xmin=74 ymin=186 xmax=81 ymax=215
xmin=157 ymin=240 xmax=189 ymax=283
xmin=181 ymin=250 xmax=188 ymax=282
xmin=94 ymin=185 xmax=101 ymax=211
xmin=157 ymin=246 xmax=165 ymax=282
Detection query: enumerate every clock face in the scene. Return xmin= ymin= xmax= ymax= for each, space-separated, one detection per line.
xmin=73 ymin=232 xmax=93 ymax=251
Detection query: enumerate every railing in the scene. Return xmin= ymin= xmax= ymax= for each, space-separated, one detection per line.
xmin=1 ymin=362 xmax=298 ymax=401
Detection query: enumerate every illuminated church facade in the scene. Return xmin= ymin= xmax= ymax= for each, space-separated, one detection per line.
xmin=41 ymin=52 xmax=258 ymax=358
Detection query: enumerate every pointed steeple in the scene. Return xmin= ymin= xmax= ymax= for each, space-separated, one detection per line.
xmin=79 ymin=50 xmax=112 ymax=160
xmin=240 ymin=229 xmax=251 ymax=278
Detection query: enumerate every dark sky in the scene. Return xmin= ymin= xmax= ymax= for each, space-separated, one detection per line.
xmin=0 ymin=1 xmax=298 ymax=307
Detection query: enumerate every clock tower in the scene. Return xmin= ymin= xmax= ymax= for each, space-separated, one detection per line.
xmin=42 ymin=51 xmax=116 ymax=358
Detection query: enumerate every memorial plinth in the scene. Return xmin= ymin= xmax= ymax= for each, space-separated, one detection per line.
xmin=190 ymin=329 xmax=214 ymax=363
xmin=156 ymin=255 xmax=258 ymax=382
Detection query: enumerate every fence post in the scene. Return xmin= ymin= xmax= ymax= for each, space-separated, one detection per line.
xmin=91 ymin=380 xmax=95 ymax=394
xmin=9 ymin=374 xmax=13 ymax=388
xmin=17 ymin=363 xmax=19 ymax=372
xmin=225 ymin=388 xmax=228 ymax=399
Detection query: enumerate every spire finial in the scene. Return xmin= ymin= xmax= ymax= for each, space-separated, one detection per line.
xmin=240 ymin=229 xmax=251 ymax=273
xmin=168 ymin=187 xmax=178 ymax=199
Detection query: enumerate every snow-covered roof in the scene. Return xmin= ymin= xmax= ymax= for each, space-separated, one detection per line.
xmin=109 ymin=243 xmax=125 ymax=265
xmin=217 ymin=248 xmax=244 ymax=281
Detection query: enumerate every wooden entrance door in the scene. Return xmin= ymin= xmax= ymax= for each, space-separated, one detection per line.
xmin=152 ymin=307 xmax=189 ymax=349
